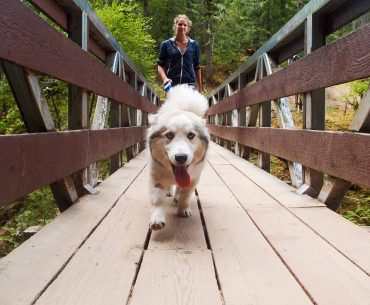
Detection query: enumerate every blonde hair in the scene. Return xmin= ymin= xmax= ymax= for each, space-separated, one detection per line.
xmin=173 ymin=14 xmax=192 ymax=35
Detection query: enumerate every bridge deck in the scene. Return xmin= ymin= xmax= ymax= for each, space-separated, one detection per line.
xmin=1 ymin=143 xmax=370 ymax=305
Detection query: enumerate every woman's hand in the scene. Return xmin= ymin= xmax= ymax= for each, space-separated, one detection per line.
xmin=163 ymin=78 xmax=172 ymax=84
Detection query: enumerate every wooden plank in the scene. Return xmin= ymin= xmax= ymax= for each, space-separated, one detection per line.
xmin=129 ymin=250 xmax=223 ymax=305
xmin=0 ymin=0 xmax=157 ymax=113
xmin=29 ymin=0 xmax=68 ymax=29
xmin=207 ymin=148 xmax=370 ymax=304
xmin=34 ymin=165 xmax=150 ymax=305
xmin=0 ymin=126 xmax=146 ymax=207
xmin=30 ymin=0 xmax=107 ymax=61
xmin=207 ymin=126 xmax=370 ymax=188
xmin=324 ymin=0 xmax=370 ymax=36
xmin=206 ymin=147 xmax=230 ymax=165
xmin=290 ymin=206 xmax=370 ymax=275
xmin=210 ymin=143 xmax=324 ymax=208
xmin=0 ymin=152 xmax=147 ymax=305
xmin=246 ymin=207 xmax=370 ymax=305
xmin=197 ymin=166 xmax=312 ymax=305
xmin=211 ymin=164 xmax=287 ymax=209
xmin=149 ymin=193 xmax=207 ymax=250
xmin=197 ymin=163 xmax=225 ymax=187
xmin=207 ymin=23 xmax=370 ymax=116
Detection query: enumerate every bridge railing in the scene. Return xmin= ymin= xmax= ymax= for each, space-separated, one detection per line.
xmin=0 ymin=0 xmax=158 ymax=211
xmin=207 ymin=0 xmax=370 ymax=210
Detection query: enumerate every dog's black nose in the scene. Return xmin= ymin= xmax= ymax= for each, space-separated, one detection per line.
xmin=175 ymin=153 xmax=188 ymax=164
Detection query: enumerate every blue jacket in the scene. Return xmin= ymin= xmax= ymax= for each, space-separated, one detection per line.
xmin=157 ymin=38 xmax=200 ymax=86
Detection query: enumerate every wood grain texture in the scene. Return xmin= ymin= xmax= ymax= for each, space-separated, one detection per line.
xmin=129 ymin=250 xmax=223 ymax=305
xmin=207 ymin=146 xmax=370 ymax=305
xmin=210 ymin=142 xmax=324 ymax=208
xmin=0 ymin=126 xmax=146 ymax=206
xmin=247 ymin=207 xmax=370 ymax=305
xmin=29 ymin=0 xmax=68 ymax=29
xmin=197 ymin=165 xmax=312 ymax=305
xmin=197 ymin=163 xmax=225 ymax=187
xmin=207 ymin=23 xmax=370 ymax=115
xmin=208 ymin=125 xmax=370 ymax=188
xmin=0 ymin=0 xmax=156 ymax=113
xmin=35 ymin=165 xmax=150 ymax=305
xmin=0 ymin=152 xmax=147 ymax=305
xmin=290 ymin=207 xmax=370 ymax=275
xmin=149 ymin=193 xmax=207 ymax=250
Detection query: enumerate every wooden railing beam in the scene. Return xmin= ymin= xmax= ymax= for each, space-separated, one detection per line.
xmin=319 ymin=84 xmax=370 ymax=210
xmin=0 ymin=126 xmax=147 ymax=207
xmin=207 ymin=23 xmax=370 ymax=116
xmin=207 ymin=125 xmax=370 ymax=189
xmin=1 ymin=61 xmax=78 ymax=211
xmin=0 ymin=1 xmax=157 ymax=113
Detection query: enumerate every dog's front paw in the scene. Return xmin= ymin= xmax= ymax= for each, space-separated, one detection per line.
xmin=149 ymin=212 xmax=166 ymax=231
xmin=178 ymin=207 xmax=192 ymax=217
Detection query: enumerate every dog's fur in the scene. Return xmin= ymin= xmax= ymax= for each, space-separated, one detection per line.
xmin=147 ymin=85 xmax=210 ymax=230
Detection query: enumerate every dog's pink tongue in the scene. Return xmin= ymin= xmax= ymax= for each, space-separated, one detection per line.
xmin=173 ymin=166 xmax=190 ymax=188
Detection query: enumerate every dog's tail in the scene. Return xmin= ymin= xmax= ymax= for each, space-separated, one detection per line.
xmin=160 ymin=84 xmax=208 ymax=117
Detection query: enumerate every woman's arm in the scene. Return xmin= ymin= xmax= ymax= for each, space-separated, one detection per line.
xmin=195 ymin=69 xmax=202 ymax=92
xmin=158 ymin=65 xmax=171 ymax=84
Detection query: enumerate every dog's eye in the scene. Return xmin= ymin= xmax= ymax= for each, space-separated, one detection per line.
xmin=166 ymin=132 xmax=174 ymax=140
xmin=187 ymin=132 xmax=195 ymax=140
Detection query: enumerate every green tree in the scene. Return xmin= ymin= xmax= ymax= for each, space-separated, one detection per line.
xmin=91 ymin=0 xmax=157 ymax=81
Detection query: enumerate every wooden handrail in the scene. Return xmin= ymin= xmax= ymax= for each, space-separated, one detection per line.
xmin=0 ymin=126 xmax=147 ymax=207
xmin=0 ymin=0 xmax=158 ymax=209
xmin=207 ymin=23 xmax=370 ymax=116
xmin=209 ymin=0 xmax=370 ymax=97
xmin=208 ymin=125 xmax=370 ymax=188
xmin=0 ymin=0 xmax=157 ymax=113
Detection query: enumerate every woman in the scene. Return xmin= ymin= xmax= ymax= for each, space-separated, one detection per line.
xmin=157 ymin=15 xmax=202 ymax=93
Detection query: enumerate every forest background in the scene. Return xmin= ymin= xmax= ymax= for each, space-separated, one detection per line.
xmin=0 ymin=0 xmax=369 ymax=256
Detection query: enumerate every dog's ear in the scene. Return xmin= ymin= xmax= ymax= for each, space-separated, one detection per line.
xmin=148 ymin=113 xmax=158 ymax=125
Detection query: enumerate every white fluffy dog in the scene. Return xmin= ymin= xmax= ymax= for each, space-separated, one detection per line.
xmin=147 ymin=85 xmax=210 ymax=230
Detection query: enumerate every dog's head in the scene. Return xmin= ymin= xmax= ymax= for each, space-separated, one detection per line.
xmin=147 ymin=85 xmax=210 ymax=188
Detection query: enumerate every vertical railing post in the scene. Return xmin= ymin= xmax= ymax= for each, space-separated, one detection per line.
xmin=68 ymin=10 xmax=92 ymax=196
xmin=108 ymin=54 xmax=123 ymax=175
xmin=298 ymin=13 xmax=325 ymax=197
xmin=236 ymin=73 xmax=248 ymax=158
xmin=255 ymin=56 xmax=271 ymax=172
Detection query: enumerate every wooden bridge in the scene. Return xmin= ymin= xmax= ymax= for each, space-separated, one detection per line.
xmin=1 ymin=0 xmax=370 ymax=304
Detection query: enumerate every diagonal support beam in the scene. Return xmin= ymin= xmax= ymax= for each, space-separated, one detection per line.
xmin=2 ymin=61 xmax=78 ymax=211
xmin=90 ymin=52 xmax=120 ymax=185
xmin=319 ymin=84 xmax=370 ymax=210
xmin=263 ymin=53 xmax=303 ymax=187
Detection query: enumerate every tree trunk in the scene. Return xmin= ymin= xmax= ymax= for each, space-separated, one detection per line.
xmin=205 ymin=0 xmax=213 ymax=81
xmin=206 ymin=19 xmax=213 ymax=81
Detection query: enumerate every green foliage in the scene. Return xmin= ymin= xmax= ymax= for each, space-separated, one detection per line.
xmin=41 ymin=78 xmax=68 ymax=130
xmin=339 ymin=186 xmax=370 ymax=226
xmin=342 ymin=79 xmax=370 ymax=112
xmin=90 ymin=0 xmax=157 ymax=81
xmin=145 ymin=0 xmax=188 ymax=46
xmin=0 ymin=187 xmax=59 ymax=257
xmin=350 ymin=79 xmax=369 ymax=100
xmin=0 ymin=70 xmax=25 ymax=134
